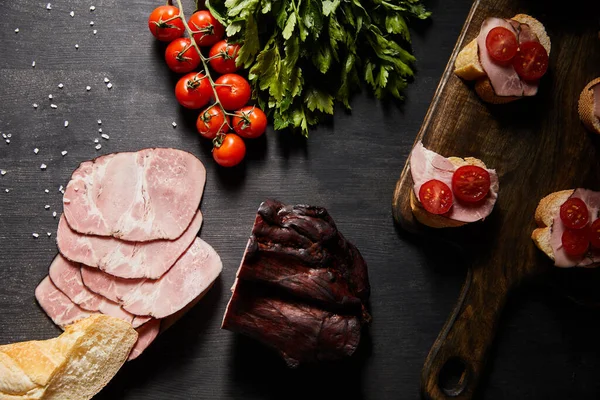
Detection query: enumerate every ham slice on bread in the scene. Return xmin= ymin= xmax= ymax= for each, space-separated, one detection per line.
xmin=532 ymin=189 xmax=600 ymax=267
xmin=454 ymin=14 xmax=551 ymax=104
xmin=578 ymin=77 xmax=600 ymax=134
xmin=409 ymin=142 xmax=499 ymax=228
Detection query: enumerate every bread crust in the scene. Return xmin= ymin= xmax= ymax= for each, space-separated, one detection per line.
xmin=578 ymin=77 xmax=600 ymax=134
xmin=410 ymin=156 xmax=492 ymax=229
xmin=531 ymin=190 xmax=574 ymax=261
xmin=454 ymin=14 xmax=551 ymax=104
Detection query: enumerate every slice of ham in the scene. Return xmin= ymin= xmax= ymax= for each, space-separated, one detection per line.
xmin=63 ymin=148 xmax=205 ymax=242
xmin=550 ymin=189 xmax=600 ymax=267
xmin=593 ymin=83 xmax=600 ymax=119
xmin=477 ymin=18 xmax=541 ymax=97
xmin=129 ymin=319 xmax=160 ymax=361
xmin=410 ymin=141 xmax=499 ymax=223
xmin=36 ymin=276 xmax=92 ymax=327
xmin=81 ymin=238 xmax=222 ymax=319
xmin=56 ymin=210 xmax=203 ymax=279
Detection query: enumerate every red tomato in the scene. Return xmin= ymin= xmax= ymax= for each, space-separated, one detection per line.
xmin=451 ymin=165 xmax=491 ymax=204
xmin=175 ymin=72 xmax=212 ymax=109
xmin=485 ymin=27 xmax=518 ymax=62
xmin=214 ymin=74 xmax=251 ymax=111
xmin=232 ymin=106 xmax=267 ymax=139
xmin=512 ymin=41 xmax=549 ymax=81
xmin=562 ymin=228 xmax=589 ymax=257
xmin=213 ymin=134 xmax=246 ymax=167
xmin=196 ymin=106 xmax=230 ymax=140
xmin=589 ymin=219 xmax=600 ymax=249
xmin=209 ymin=40 xmax=241 ymax=74
xmin=165 ymin=38 xmax=201 ymax=74
xmin=419 ymin=180 xmax=453 ymax=215
xmin=188 ymin=11 xmax=224 ymax=47
xmin=559 ymin=198 xmax=589 ymax=230
xmin=148 ymin=6 xmax=184 ymax=42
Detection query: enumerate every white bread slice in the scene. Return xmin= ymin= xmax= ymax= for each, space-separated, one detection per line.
xmin=578 ymin=77 xmax=600 ymax=134
xmin=454 ymin=14 xmax=551 ymax=104
xmin=410 ymin=156 xmax=490 ymax=229
xmin=0 ymin=315 xmax=137 ymax=400
xmin=531 ymin=189 xmax=574 ymax=261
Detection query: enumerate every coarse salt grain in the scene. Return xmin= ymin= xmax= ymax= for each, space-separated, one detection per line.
xmin=90 ymin=21 xmax=94 ymax=26
xmin=63 ymin=198 xmax=71 ymax=204
xmin=58 ymin=185 xmax=63 ymax=192
xmin=32 ymin=61 xmax=36 ymax=67
xmin=5 ymin=139 xmax=10 ymax=144
xmin=2 ymin=134 xmax=5 ymax=139
xmin=106 ymin=83 xmax=113 ymax=89
xmin=64 ymin=121 xmax=69 ymax=127
xmin=86 ymin=86 xmax=91 ymax=91
xmin=33 ymin=233 xmax=39 ymax=238
xmin=101 ymin=133 xmax=109 ymax=140
xmin=58 ymin=83 xmax=64 ymax=89
xmin=70 ymin=11 xmax=74 ymax=17
xmin=14 ymin=28 xmax=19 ymax=33
xmin=44 ymin=189 xmax=49 ymax=193
xmin=104 ymin=77 xmax=110 ymax=83
xmin=75 ymin=44 xmax=79 ymax=49
xmin=47 ymin=232 xmax=52 ymax=237
xmin=97 ymin=119 xmax=102 ymax=125
xmin=51 ymin=104 xmax=57 ymax=109
xmin=46 ymin=3 xmax=51 ymax=10
xmin=95 ymin=144 xmax=102 ymax=150
xmin=172 ymin=122 xmax=177 ymax=127
xmin=98 ymin=128 xmax=102 ymax=133
xmin=90 ymin=6 xmax=96 ymax=11
xmin=34 ymin=148 xmax=39 ymax=154
xmin=48 ymin=94 xmax=53 ymax=99
xmin=33 ymin=103 xmax=38 ymax=108
xmin=4 ymin=189 xmax=9 ymax=193
xmin=0 ymin=170 xmax=6 ymax=176
xmin=6 ymin=134 xmax=10 ymax=138
xmin=40 ymin=164 xmax=47 ymax=170
xmin=44 ymin=205 xmax=50 ymax=209
xmin=52 ymin=211 xmax=57 ymax=218
xmin=94 ymin=138 xmax=99 ymax=143
xmin=93 ymin=30 xmax=97 ymax=35
xmin=61 ymin=150 xmax=67 ymax=156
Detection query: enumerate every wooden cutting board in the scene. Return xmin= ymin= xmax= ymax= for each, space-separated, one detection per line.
xmin=392 ymin=0 xmax=600 ymax=398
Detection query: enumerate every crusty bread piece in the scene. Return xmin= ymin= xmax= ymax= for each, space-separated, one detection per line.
xmin=454 ymin=14 xmax=551 ymax=104
xmin=0 ymin=315 xmax=137 ymax=400
xmin=578 ymin=77 xmax=600 ymax=134
xmin=531 ymin=190 xmax=574 ymax=261
xmin=410 ymin=156 xmax=490 ymax=229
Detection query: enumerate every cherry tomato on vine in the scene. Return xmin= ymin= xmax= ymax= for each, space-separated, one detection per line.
xmin=512 ymin=41 xmax=549 ymax=81
xmin=209 ymin=40 xmax=241 ymax=74
xmin=485 ymin=27 xmax=518 ymax=63
xmin=188 ymin=10 xmax=224 ymax=47
xmin=214 ymin=74 xmax=251 ymax=111
xmin=196 ymin=106 xmax=230 ymax=140
xmin=418 ymin=180 xmax=453 ymax=215
xmin=232 ymin=106 xmax=267 ymax=139
xmin=165 ymin=38 xmax=201 ymax=74
xmin=175 ymin=72 xmax=212 ymax=109
xmin=148 ymin=6 xmax=185 ymax=42
xmin=213 ymin=133 xmax=246 ymax=167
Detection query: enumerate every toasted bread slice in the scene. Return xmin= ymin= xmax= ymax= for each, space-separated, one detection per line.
xmin=410 ymin=156 xmax=490 ymax=228
xmin=454 ymin=14 xmax=551 ymax=104
xmin=531 ymin=190 xmax=574 ymax=261
xmin=578 ymin=77 xmax=600 ymax=134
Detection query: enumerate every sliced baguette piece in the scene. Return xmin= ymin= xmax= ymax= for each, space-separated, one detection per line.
xmin=410 ymin=156 xmax=490 ymax=229
xmin=0 ymin=315 xmax=137 ymax=400
xmin=454 ymin=14 xmax=551 ymax=104
xmin=531 ymin=189 xmax=574 ymax=261
xmin=578 ymin=77 xmax=600 ymax=134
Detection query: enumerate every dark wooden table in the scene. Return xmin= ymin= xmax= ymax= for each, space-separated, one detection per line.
xmin=1 ymin=1 xmax=600 ymax=399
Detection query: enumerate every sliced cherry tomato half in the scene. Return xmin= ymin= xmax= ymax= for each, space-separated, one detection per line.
xmin=451 ymin=165 xmax=491 ymax=203
xmin=418 ymin=180 xmax=453 ymax=215
xmin=590 ymin=219 xmax=600 ymax=249
xmin=188 ymin=10 xmax=224 ymax=47
xmin=165 ymin=38 xmax=201 ymax=74
xmin=232 ymin=106 xmax=267 ymax=139
xmin=175 ymin=72 xmax=212 ymax=109
xmin=562 ymin=228 xmax=590 ymax=257
xmin=485 ymin=27 xmax=518 ymax=62
xmin=512 ymin=41 xmax=549 ymax=81
xmin=559 ymin=197 xmax=589 ymax=230
xmin=196 ymin=105 xmax=230 ymax=140
xmin=213 ymin=133 xmax=246 ymax=167
xmin=148 ymin=6 xmax=185 ymax=42
xmin=209 ymin=40 xmax=241 ymax=74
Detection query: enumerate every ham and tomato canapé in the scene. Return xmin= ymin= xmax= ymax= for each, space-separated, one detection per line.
xmin=410 ymin=142 xmax=499 ymax=222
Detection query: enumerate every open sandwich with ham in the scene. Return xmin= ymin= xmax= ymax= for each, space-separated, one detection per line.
xmin=409 ymin=141 xmax=499 ymax=228
xmin=35 ymin=148 xmax=222 ymax=360
xmin=454 ymin=14 xmax=551 ymax=104
xmin=533 ymin=189 xmax=600 ymax=268
xmin=578 ymin=77 xmax=600 ymax=134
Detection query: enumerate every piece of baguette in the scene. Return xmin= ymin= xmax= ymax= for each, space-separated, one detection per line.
xmin=578 ymin=77 xmax=600 ymax=134
xmin=531 ymin=189 xmax=574 ymax=261
xmin=0 ymin=315 xmax=137 ymax=400
xmin=454 ymin=14 xmax=551 ymax=104
xmin=410 ymin=156 xmax=490 ymax=229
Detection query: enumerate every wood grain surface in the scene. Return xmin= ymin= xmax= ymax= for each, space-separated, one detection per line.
xmin=2 ymin=1 xmax=600 ymax=400
xmin=391 ymin=0 xmax=600 ymax=399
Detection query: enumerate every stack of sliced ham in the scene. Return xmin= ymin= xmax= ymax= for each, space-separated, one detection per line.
xmin=35 ymin=149 xmax=222 ymax=360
